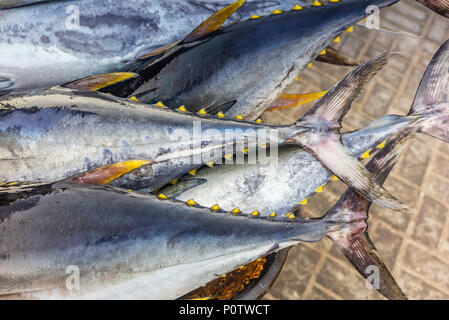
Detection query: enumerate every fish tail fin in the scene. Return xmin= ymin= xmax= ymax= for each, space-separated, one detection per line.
xmin=293 ymin=52 xmax=409 ymax=212
xmin=408 ymin=39 xmax=449 ymax=144
xmin=324 ymin=130 xmax=412 ymax=300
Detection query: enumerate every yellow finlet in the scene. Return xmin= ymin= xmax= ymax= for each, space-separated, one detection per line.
xmin=129 ymin=96 xmax=139 ymax=102
xmin=362 ymin=150 xmax=370 ymax=159
xmin=260 ymin=143 xmax=267 ymax=149
xmin=333 ymin=36 xmax=341 ymax=43
xmin=156 ymin=101 xmax=167 ymax=108
xmin=242 ymin=148 xmax=249 ymax=154
xmin=330 ymin=0 xmax=340 ymax=3
xmin=188 ymin=169 xmax=197 ymax=176
xmin=177 ymin=105 xmax=187 ymax=112
xmin=198 ymin=108 xmax=207 ymax=115
xmin=186 ymin=199 xmax=197 ymax=207
xmin=294 ymin=76 xmax=300 ymax=81
xmin=377 ymin=142 xmax=386 ymax=149
xmin=250 ymin=15 xmax=260 ymax=19
xmin=270 ymin=212 xmax=277 ymax=218
xmin=292 ymin=5 xmax=303 ymax=10
xmin=272 ymin=9 xmax=283 ymax=15
xmin=287 ymin=213 xmax=295 ymax=219
xmin=217 ymin=112 xmax=225 ymax=118
xmin=224 ymin=153 xmax=233 ymax=160
xmin=232 ymin=207 xmax=241 ymax=215
xmin=312 ymin=0 xmax=322 ymax=7
xmin=305 ymin=217 xmax=310 ymax=220
xmin=256 ymin=118 xmax=263 ymax=124
xmin=316 ymin=185 xmax=324 ymax=193
xmin=347 ymin=26 xmax=354 ymax=32
xmin=300 ymin=198 xmax=309 ymax=205
xmin=307 ymin=62 xmax=312 ymax=68
xmin=319 ymin=49 xmax=327 ymax=56
xmin=331 ymin=175 xmax=339 ymax=181
xmin=157 ymin=193 xmax=168 ymax=200
xmin=236 ymin=115 xmax=244 ymax=120
xmin=251 ymin=210 xmax=260 ymax=217
xmin=206 ymin=161 xmax=215 ymax=168
xmin=210 ymin=204 xmax=221 ymax=212
xmin=169 ymin=178 xmax=179 ymax=185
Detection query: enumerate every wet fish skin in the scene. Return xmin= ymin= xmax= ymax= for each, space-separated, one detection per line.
xmin=159 ymin=115 xmax=416 ymax=216
xmin=112 ymin=0 xmax=398 ymax=120
xmin=0 ymin=0 xmax=311 ymax=92
xmin=416 ymin=0 xmax=449 ymax=18
xmin=0 ymin=183 xmax=339 ymax=300
xmin=0 ymin=88 xmax=299 ymax=189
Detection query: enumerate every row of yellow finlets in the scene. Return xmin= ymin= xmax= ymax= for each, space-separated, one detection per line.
xmin=129 ymin=97 xmax=264 ymax=125
xmin=153 ymin=140 xmax=386 ymax=220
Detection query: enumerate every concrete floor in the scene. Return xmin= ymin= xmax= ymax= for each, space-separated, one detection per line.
xmin=262 ymin=0 xmax=449 ymax=300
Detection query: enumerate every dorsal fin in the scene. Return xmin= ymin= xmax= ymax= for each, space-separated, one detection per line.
xmin=182 ymin=0 xmax=245 ymax=44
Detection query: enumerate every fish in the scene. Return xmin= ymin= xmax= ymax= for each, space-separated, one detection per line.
xmin=0 ymin=0 xmax=360 ymax=94
xmin=158 ymin=39 xmax=449 ymax=218
xmin=0 ymin=52 xmax=411 ymax=212
xmin=165 ymin=37 xmax=449 ymax=300
xmin=87 ymin=0 xmax=398 ymax=121
xmin=416 ymin=0 xmax=449 ymax=18
xmin=0 ymin=112 xmax=411 ymax=300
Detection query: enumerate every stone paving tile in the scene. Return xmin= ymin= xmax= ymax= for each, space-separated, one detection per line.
xmin=264 ymin=1 xmax=449 ymax=300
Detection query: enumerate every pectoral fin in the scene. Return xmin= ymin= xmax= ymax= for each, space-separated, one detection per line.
xmin=266 ymin=92 xmax=327 ymax=112
xmin=182 ymin=0 xmax=245 ymax=43
xmin=64 ymin=72 xmax=139 ymax=91
xmin=316 ymin=47 xmax=360 ymax=67
xmin=66 ymin=160 xmax=152 ymax=186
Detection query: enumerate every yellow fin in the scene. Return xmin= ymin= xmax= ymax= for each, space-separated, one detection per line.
xmin=210 ymin=204 xmax=221 ymax=212
xmin=169 ymin=178 xmax=179 ymax=185
xmin=177 ymin=105 xmax=187 ymax=112
xmin=206 ymin=161 xmax=215 ymax=168
xmin=293 ymin=5 xmax=303 ymax=10
xmin=316 ymin=185 xmax=324 ymax=193
xmin=188 ymin=169 xmax=197 ymax=176
xmin=266 ymin=91 xmax=327 ymax=112
xmin=287 ymin=213 xmax=295 ymax=219
xmin=333 ymin=36 xmax=341 ymax=43
xmin=312 ymin=1 xmax=322 ymax=7
xmin=300 ymin=198 xmax=309 ymax=205
xmin=272 ymin=9 xmax=282 ymax=14
xmin=183 ymin=0 xmax=245 ymax=43
xmin=158 ymin=194 xmax=168 ymax=200
xmin=224 ymin=153 xmax=233 ymax=160
xmin=347 ymin=26 xmax=354 ymax=32
xmin=66 ymin=160 xmax=151 ymax=186
xmin=217 ymin=112 xmax=225 ymax=118
xmin=362 ymin=150 xmax=370 ymax=159
xmin=198 ymin=108 xmax=208 ymax=115
xmin=186 ymin=199 xmax=197 ymax=206
xmin=256 ymin=118 xmax=263 ymax=124
xmin=236 ymin=115 xmax=244 ymax=120
xmin=156 ymin=101 xmax=167 ymax=108
xmin=319 ymin=49 xmax=327 ymax=56
xmin=129 ymin=96 xmax=139 ymax=102
xmin=270 ymin=212 xmax=277 ymax=218
xmin=250 ymin=15 xmax=260 ymax=19
xmin=377 ymin=142 xmax=386 ymax=149
xmin=64 ymin=72 xmax=138 ymax=91
xmin=251 ymin=210 xmax=260 ymax=216
xmin=232 ymin=207 xmax=241 ymax=215
xmin=331 ymin=175 xmax=339 ymax=181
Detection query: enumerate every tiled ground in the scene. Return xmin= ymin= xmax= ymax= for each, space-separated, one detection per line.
xmin=262 ymin=0 xmax=449 ymax=300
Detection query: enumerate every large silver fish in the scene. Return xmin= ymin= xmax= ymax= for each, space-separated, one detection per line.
xmin=0 ymin=116 xmax=409 ymax=300
xmin=89 ymin=0 xmax=398 ymax=120
xmin=0 ymin=0 xmax=317 ymax=93
xmin=158 ymin=39 xmax=449 ymax=217
xmin=0 ymin=52 xmax=411 ymax=212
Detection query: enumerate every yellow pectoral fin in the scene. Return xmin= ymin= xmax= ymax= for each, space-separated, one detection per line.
xmin=182 ymin=0 xmax=245 ymax=43
xmin=266 ymin=91 xmax=328 ymax=112
xmin=64 ymin=72 xmax=139 ymax=91
xmin=66 ymin=160 xmax=152 ymax=186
